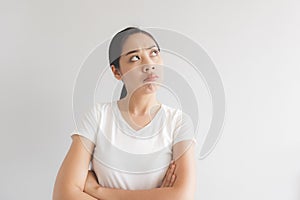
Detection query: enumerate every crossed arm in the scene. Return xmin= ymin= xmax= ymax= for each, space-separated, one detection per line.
xmin=53 ymin=135 xmax=196 ymax=200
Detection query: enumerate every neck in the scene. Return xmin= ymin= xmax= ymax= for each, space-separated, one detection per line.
xmin=122 ymin=92 xmax=160 ymax=116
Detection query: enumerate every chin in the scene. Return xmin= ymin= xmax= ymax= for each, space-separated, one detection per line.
xmin=144 ymin=83 xmax=159 ymax=93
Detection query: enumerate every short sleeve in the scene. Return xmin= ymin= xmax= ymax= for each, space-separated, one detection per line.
xmin=173 ymin=111 xmax=197 ymax=145
xmin=70 ymin=104 xmax=101 ymax=145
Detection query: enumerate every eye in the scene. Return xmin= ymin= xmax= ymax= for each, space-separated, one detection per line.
xmin=151 ymin=49 xmax=159 ymax=56
xmin=130 ymin=55 xmax=140 ymax=62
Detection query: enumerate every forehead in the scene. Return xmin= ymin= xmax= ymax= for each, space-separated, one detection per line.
xmin=121 ymin=33 xmax=156 ymax=55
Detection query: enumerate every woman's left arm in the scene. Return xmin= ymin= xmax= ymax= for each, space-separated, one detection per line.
xmin=85 ymin=140 xmax=196 ymax=200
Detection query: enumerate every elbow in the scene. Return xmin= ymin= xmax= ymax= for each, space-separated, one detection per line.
xmin=53 ymin=186 xmax=82 ymax=200
xmin=52 ymin=179 xmax=63 ymax=200
xmin=52 ymin=186 xmax=64 ymax=200
xmin=52 ymin=185 xmax=68 ymax=200
xmin=53 ymin=180 xmax=82 ymax=200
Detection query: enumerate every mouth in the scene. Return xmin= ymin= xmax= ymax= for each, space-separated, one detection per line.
xmin=144 ymin=75 xmax=159 ymax=82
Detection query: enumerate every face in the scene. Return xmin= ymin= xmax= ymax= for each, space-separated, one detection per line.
xmin=111 ymin=33 xmax=164 ymax=95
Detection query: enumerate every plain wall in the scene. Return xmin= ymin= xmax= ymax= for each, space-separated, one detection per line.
xmin=1 ymin=0 xmax=300 ymax=199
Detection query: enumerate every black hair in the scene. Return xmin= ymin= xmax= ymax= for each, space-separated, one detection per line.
xmin=108 ymin=27 xmax=160 ymax=99
xmin=109 ymin=27 xmax=160 ymax=69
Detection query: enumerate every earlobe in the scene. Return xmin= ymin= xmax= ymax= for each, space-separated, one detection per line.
xmin=111 ymin=65 xmax=122 ymax=80
xmin=116 ymin=71 xmax=122 ymax=80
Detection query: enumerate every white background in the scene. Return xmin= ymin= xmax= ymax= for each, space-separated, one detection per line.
xmin=1 ymin=0 xmax=300 ymax=199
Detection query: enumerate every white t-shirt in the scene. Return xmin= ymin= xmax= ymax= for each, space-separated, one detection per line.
xmin=70 ymin=101 xmax=196 ymax=190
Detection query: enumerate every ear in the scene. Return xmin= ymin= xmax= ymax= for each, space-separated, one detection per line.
xmin=111 ymin=65 xmax=122 ymax=80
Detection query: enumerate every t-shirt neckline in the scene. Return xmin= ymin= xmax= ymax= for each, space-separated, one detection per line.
xmin=112 ymin=101 xmax=164 ymax=135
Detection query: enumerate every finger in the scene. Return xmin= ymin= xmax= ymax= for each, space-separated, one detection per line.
xmin=161 ymin=174 xmax=167 ymax=187
xmin=161 ymin=160 xmax=176 ymax=187
xmin=160 ymin=170 xmax=169 ymax=187
xmin=166 ymin=164 xmax=175 ymax=187
xmin=161 ymin=162 xmax=174 ymax=187
xmin=170 ymin=163 xmax=176 ymax=174
xmin=170 ymin=174 xmax=176 ymax=187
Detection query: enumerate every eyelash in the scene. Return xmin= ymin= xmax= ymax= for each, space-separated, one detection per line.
xmin=130 ymin=50 xmax=159 ymax=62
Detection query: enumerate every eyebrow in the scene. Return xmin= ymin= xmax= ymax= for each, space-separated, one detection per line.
xmin=124 ymin=45 xmax=157 ymax=56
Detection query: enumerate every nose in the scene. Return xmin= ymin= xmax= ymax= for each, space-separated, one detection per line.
xmin=142 ymin=65 xmax=156 ymax=73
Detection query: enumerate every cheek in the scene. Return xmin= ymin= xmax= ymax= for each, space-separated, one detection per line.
xmin=119 ymin=61 xmax=138 ymax=73
xmin=122 ymin=67 xmax=144 ymax=81
xmin=154 ymin=56 xmax=163 ymax=65
xmin=121 ymin=67 xmax=148 ymax=89
xmin=120 ymin=65 xmax=137 ymax=77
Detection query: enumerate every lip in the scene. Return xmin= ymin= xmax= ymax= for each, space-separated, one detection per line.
xmin=144 ymin=75 xmax=159 ymax=82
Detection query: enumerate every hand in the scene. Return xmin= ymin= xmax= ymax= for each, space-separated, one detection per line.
xmin=160 ymin=160 xmax=177 ymax=188
xmin=84 ymin=170 xmax=102 ymax=195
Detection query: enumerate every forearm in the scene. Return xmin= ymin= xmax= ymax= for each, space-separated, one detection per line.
xmin=53 ymin=186 xmax=99 ymax=200
xmin=89 ymin=186 xmax=191 ymax=200
xmin=64 ymin=191 xmax=99 ymax=200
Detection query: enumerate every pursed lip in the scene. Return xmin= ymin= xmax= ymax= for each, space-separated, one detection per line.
xmin=144 ymin=75 xmax=159 ymax=82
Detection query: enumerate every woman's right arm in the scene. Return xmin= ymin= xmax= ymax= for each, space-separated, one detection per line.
xmin=52 ymin=134 xmax=98 ymax=200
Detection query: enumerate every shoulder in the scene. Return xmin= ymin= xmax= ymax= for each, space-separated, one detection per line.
xmin=80 ymin=102 xmax=112 ymax=124
xmin=93 ymin=101 xmax=114 ymax=113
xmin=162 ymin=104 xmax=196 ymax=143
xmin=162 ymin=104 xmax=193 ymax=125
xmin=93 ymin=101 xmax=118 ymax=122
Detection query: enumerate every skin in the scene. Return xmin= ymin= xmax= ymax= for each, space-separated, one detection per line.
xmin=84 ymin=32 xmax=177 ymax=189
xmin=111 ymin=32 xmax=164 ymax=130
xmin=52 ymin=33 xmax=196 ymax=200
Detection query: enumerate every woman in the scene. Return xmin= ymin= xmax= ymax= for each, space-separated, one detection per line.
xmin=53 ymin=27 xmax=196 ymax=200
